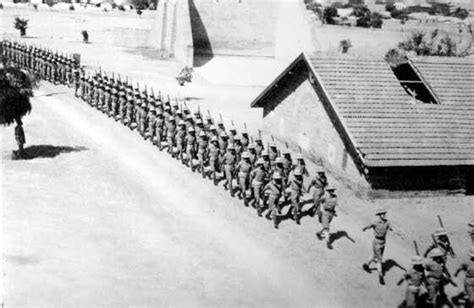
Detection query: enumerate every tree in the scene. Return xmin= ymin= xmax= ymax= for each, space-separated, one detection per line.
xmin=451 ymin=7 xmax=469 ymax=20
xmin=0 ymin=66 xmax=38 ymax=159
xmin=13 ymin=17 xmax=28 ymax=37
xmin=369 ymin=12 xmax=383 ymax=29
xmin=392 ymin=30 xmax=465 ymax=57
xmin=323 ymin=7 xmax=338 ymax=25
xmin=385 ymin=3 xmax=395 ymax=12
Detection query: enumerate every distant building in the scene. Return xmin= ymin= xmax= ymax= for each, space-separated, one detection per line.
xmin=251 ymin=53 xmax=474 ymax=195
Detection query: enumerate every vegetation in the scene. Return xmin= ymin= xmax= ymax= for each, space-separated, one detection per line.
xmin=69 ymin=4 xmax=74 ymax=10
xmin=339 ymin=39 xmax=352 ymax=53
xmin=0 ymin=66 xmax=38 ymax=158
xmin=451 ymin=7 xmax=469 ymax=20
xmin=391 ymin=31 xmax=465 ymax=57
xmin=352 ymin=5 xmax=383 ymax=29
xmin=322 ymin=7 xmax=338 ymax=25
xmin=13 ymin=17 xmax=29 ymax=37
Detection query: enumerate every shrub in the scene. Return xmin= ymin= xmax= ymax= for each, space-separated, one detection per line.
xmin=385 ymin=3 xmax=395 ymax=12
xmin=451 ymin=7 xmax=469 ymax=20
xmin=118 ymin=5 xmax=125 ymax=11
xmin=323 ymin=7 xmax=338 ymax=24
xmin=33 ymin=3 xmax=38 ymax=10
xmin=136 ymin=8 xmax=142 ymax=15
xmin=69 ymin=4 xmax=74 ymax=10
xmin=14 ymin=17 xmax=28 ymax=37
xmin=370 ymin=12 xmax=383 ymax=28
xmin=391 ymin=9 xmax=408 ymax=20
xmin=0 ymin=3 xmax=3 ymax=9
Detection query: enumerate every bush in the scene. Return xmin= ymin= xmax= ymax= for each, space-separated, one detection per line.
xmin=69 ymin=4 xmax=74 ymax=10
xmin=451 ymin=7 xmax=469 ymax=20
xmin=385 ymin=3 xmax=395 ymax=12
xmin=0 ymin=3 xmax=3 ymax=9
xmin=370 ymin=12 xmax=383 ymax=28
xmin=118 ymin=5 xmax=125 ymax=11
xmin=391 ymin=9 xmax=408 ymax=20
xmin=14 ymin=17 xmax=28 ymax=37
xmin=136 ymin=8 xmax=142 ymax=15
xmin=323 ymin=7 xmax=338 ymax=24
xmin=33 ymin=3 xmax=38 ymax=10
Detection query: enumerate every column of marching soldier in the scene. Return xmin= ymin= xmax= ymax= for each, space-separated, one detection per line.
xmin=3 ymin=40 xmax=474 ymax=308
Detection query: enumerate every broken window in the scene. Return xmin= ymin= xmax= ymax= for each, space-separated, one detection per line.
xmin=389 ymin=62 xmax=440 ymax=104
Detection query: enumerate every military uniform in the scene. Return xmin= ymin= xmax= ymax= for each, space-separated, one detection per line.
xmin=236 ymin=152 xmax=252 ymax=203
xmin=363 ymin=208 xmax=392 ymax=283
xmin=401 ymin=256 xmax=426 ymax=308
xmin=307 ymin=170 xmax=328 ymax=217
xmin=222 ymin=146 xmax=237 ymax=194
xmin=455 ymin=248 xmax=474 ymax=307
xmin=251 ymin=159 xmax=266 ymax=215
xmin=208 ymin=137 xmax=220 ymax=185
xmin=425 ymin=250 xmax=448 ymax=307
xmin=263 ymin=174 xmax=283 ymax=228
xmin=316 ymin=187 xmax=337 ymax=249
xmin=469 ymin=220 xmax=474 ymax=244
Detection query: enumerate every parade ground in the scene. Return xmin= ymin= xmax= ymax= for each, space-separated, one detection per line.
xmin=1 ymin=3 xmax=474 ymax=307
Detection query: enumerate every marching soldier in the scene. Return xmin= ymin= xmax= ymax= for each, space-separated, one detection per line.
xmin=255 ymin=136 xmax=264 ymax=158
xmin=208 ymin=136 xmax=220 ymax=185
xmin=138 ymin=102 xmax=148 ymax=138
xmin=454 ymin=246 xmax=474 ymax=307
xmin=222 ymin=145 xmax=237 ymax=196
xmin=248 ymin=143 xmax=257 ymax=166
xmin=125 ymin=92 xmax=135 ymax=128
xmin=281 ymin=149 xmax=293 ymax=180
xmin=424 ymin=248 xmax=453 ymax=307
xmin=14 ymin=119 xmax=26 ymax=159
xmin=362 ymin=208 xmax=393 ymax=285
xmin=228 ymin=126 xmax=237 ymax=144
xmin=261 ymin=150 xmax=271 ymax=174
xmin=195 ymin=118 xmax=204 ymax=137
xmin=185 ymin=127 xmax=197 ymax=169
xmin=146 ymin=107 xmax=157 ymax=141
xmin=316 ymin=186 xmax=337 ymax=250
xmin=263 ymin=173 xmax=283 ymax=229
xmin=166 ymin=116 xmax=176 ymax=154
xmin=234 ymin=136 xmax=243 ymax=162
xmin=293 ymin=154 xmax=310 ymax=177
xmin=424 ymin=228 xmax=455 ymax=260
xmin=287 ymin=169 xmax=305 ymax=224
xmin=236 ymin=151 xmax=252 ymax=205
xmin=176 ymin=120 xmax=187 ymax=160
xmin=307 ymin=168 xmax=328 ymax=217
xmin=251 ymin=158 xmax=267 ymax=215
xmin=241 ymin=131 xmax=249 ymax=151
xmin=397 ymin=256 xmax=427 ymax=308
xmin=154 ymin=110 xmax=165 ymax=149
xmin=196 ymin=131 xmax=208 ymax=175
xmin=269 ymin=143 xmax=278 ymax=168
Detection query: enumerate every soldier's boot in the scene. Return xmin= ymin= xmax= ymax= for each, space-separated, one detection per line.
xmin=294 ymin=208 xmax=301 ymax=225
xmin=325 ymin=232 xmax=332 ymax=249
xmin=230 ymin=186 xmax=235 ymax=197
xmin=257 ymin=205 xmax=263 ymax=217
xmin=243 ymin=197 xmax=249 ymax=207
xmin=378 ymin=275 xmax=385 ymax=285
xmin=272 ymin=211 xmax=279 ymax=229
xmin=362 ymin=263 xmax=371 ymax=273
xmin=316 ymin=231 xmax=323 ymax=240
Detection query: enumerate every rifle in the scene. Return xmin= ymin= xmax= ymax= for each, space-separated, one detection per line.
xmin=271 ymin=136 xmax=275 ymax=142
xmin=437 ymin=215 xmax=455 ymax=257
xmin=414 ymin=240 xmax=420 ymax=256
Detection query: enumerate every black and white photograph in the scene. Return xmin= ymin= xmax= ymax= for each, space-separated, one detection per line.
xmin=1 ymin=0 xmax=473 ymax=306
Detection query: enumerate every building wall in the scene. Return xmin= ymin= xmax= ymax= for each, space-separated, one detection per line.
xmin=261 ymin=63 xmax=369 ymax=189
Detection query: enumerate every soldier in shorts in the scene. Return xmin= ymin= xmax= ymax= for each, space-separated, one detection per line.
xmin=362 ymin=208 xmax=392 ymax=285
xmin=307 ymin=168 xmax=328 ymax=217
xmin=454 ymin=247 xmax=474 ymax=307
xmin=316 ymin=187 xmax=337 ymax=250
xmin=263 ymin=173 xmax=283 ymax=229
xmin=398 ymin=255 xmax=427 ymax=308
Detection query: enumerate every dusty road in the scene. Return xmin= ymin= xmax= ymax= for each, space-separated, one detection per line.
xmin=2 ymin=81 xmax=472 ymax=307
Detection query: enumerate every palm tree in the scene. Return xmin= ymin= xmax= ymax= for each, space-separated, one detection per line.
xmin=0 ymin=65 xmax=38 ymax=159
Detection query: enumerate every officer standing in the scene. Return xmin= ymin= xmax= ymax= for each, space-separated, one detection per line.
xmin=362 ymin=208 xmax=393 ymax=285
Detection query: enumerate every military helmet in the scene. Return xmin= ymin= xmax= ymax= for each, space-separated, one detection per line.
xmin=217 ymin=118 xmax=223 ymax=125
xmin=210 ymin=136 xmax=218 ymax=143
xmin=316 ymin=167 xmax=325 ymax=173
xmin=242 ymin=152 xmax=250 ymax=159
xmin=296 ymin=153 xmax=304 ymax=160
xmin=275 ymin=157 xmax=283 ymax=164
xmin=256 ymin=158 xmax=264 ymax=165
xmin=188 ymin=127 xmax=195 ymax=133
xmin=196 ymin=119 xmax=203 ymax=125
xmin=411 ymin=255 xmax=423 ymax=265
xmin=178 ymin=120 xmax=185 ymax=126
xmin=156 ymin=110 xmax=163 ymax=115
xmin=294 ymin=169 xmax=302 ymax=176
xmin=234 ymin=135 xmax=241 ymax=141
xmin=469 ymin=246 xmax=474 ymax=258
xmin=282 ymin=148 xmax=290 ymax=155
xmin=206 ymin=114 xmax=212 ymax=120
xmin=430 ymin=248 xmax=444 ymax=258
xmin=261 ymin=150 xmax=269 ymax=156
xmin=186 ymin=114 xmax=193 ymax=121
xmin=176 ymin=109 xmax=183 ymax=115
xmin=227 ymin=144 xmax=235 ymax=150
xmin=171 ymin=100 xmax=178 ymax=107
xmin=199 ymin=131 xmax=206 ymax=137
xmin=169 ymin=116 xmax=175 ymax=121
xmin=248 ymin=143 xmax=256 ymax=149
xmin=255 ymin=135 xmax=262 ymax=142
xmin=434 ymin=228 xmax=447 ymax=237
xmin=375 ymin=208 xmax=387 ymax=216
xmin=220 ymin=132 xmax=228 ymax=138
xmin=270 ymin=142 xmax=277 ymax=148
xmin=273 ymin=173 xmax=282 ymax=180
xmin=209 ymin=125 xmax=216 ymax=131
xmin=469 ymin=219 xmax=474 ymax=227
xmin=230 ymin=126 xmax=236 ymax=132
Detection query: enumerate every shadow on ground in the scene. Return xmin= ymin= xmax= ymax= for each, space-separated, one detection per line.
xmin=15 ymin=145 xmax=88 ymax=160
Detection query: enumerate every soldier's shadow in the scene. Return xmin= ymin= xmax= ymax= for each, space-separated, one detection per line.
xmin=328 ymin=230 xmax=356 ymax=246
xmin=18 ymin=145 xmax=88 ymax=160
xmin=382 ymin=259 xmax=406 ymax=275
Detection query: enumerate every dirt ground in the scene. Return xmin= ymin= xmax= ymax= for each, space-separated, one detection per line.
xmin=1 ymin=4 xmax=473 ymax=307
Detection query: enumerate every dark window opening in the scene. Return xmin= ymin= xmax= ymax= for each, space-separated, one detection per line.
xmin=390 ymin=63 xmax=440 ymax=104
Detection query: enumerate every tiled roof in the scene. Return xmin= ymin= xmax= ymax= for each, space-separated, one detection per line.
xmin=251 ymin=53 xmax=474 ymax=167
xmin=308 ymin=55 xmax=474 ymax=167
